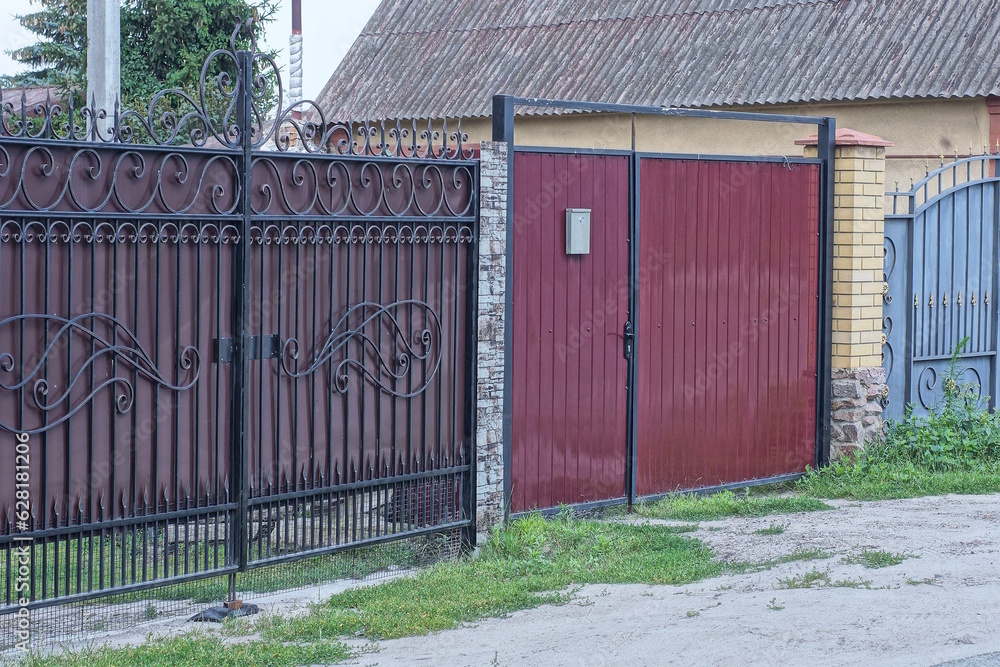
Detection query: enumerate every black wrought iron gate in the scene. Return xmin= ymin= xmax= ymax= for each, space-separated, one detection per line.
xmin=0 ymin=21 xmax=478 ymax=614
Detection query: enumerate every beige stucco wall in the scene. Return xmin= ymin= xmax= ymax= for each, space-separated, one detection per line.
xmin=450 ymin=97 xmax=989 ymax=193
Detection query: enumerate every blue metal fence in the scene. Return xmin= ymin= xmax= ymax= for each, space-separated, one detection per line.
xmin=883 ymin=155 xmax=1000 ymax=420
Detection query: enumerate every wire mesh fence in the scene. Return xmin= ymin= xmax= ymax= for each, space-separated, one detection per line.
xmin=0 ymin=526 xmax=462 ymax=654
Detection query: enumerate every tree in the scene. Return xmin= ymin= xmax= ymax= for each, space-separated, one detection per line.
xmin=2 ymin=0 xmax=88 ymax=96
xmin=3 ymin=0 xmax=279 ymax=110
xmin=118 ymin=0 xmax=279 ymax=110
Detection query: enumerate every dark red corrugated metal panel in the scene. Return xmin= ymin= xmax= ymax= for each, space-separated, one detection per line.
xmin=636 ymin=159 xmax=818 ymax=495
xmin=511 ymin=151 xmax=630 ymax=512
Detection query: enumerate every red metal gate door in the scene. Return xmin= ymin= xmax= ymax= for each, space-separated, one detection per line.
xmin=511 ymin=151 xmax=630 ymax=512
xmin=636 ymin=158 xmax=820 ymax=496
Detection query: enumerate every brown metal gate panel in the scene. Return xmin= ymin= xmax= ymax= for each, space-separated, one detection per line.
xmin=0 ymin=28 xmax=479 ymax=611
xmin=511 ymin=151 xmax=630 ymax=512
xmin=243 ymin=155 xmax=477 ymax=562
xmin=636 ymin=158 xmax=820 ymax=495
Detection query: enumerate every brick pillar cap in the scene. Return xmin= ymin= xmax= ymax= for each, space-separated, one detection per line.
xmin=795 ymin=128 xmax=895 ymax=147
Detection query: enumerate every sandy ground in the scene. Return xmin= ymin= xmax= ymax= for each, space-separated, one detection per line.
xmin=10 ymin=494 xmax=1000 ymax=666
xmin=347 ymin=494 xmax=1000 ymax=667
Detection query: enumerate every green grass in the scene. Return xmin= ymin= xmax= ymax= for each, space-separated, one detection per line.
xmin=906 ymin=577 xmax=938 ymax=586
xmin=20 ymin=633 xmax=352 ymax=667
xmin=735 ymin=549 xmax=833 ymax=573
xmin=798 ymin=343 xmax=1000 ymax=501
xmin=795 ymin=456 xmax=1000 ymax=501
xmin=258 ymin=512 xmax=726 ymax=642
xmin=36 ymin=513 xmax=730 ymax=666
xmin=755 ymin=522 xmax=788 ymax=536
xmin=778 ymin=567 xmax=831 ymax=589
xmin=841 ymin=549 xmax=911 ymax=569
xmin=628 ymin=490 xmax=832 ymax=522
xmin=777 ymin=567 xmax=878 ymax=590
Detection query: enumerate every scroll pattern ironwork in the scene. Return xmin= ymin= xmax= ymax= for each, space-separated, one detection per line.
xmin=0 ymin=146 xmax=240 ymax=215
xmin=881 ymin=315 xmax=893 ymax=409
xmin=0 ymin=17 xmax=477 ymax=619
xmin=917 ymin=365 xmax=983 ymax=410
xmin=0 ymin=219 xmax=242 ymax=245
xmin=0 ymin=313 xmax=199 ymax=434
xmin=247 ymin=222 xmax=475 ymax=246
xmin=249 ymin=157 xmax=476 ymax=218
xmin=280 ymin=300 xmax=443 ymax=399
xmin=0 ymin=19 xmax=474 ymax=158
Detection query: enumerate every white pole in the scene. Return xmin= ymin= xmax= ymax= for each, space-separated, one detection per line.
xmin=86 ymin=0 xmax=121 ymax=136
xmin=290 ymin=0 xmax=303 ymax=119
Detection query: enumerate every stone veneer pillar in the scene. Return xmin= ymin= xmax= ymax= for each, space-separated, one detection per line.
xmin=474 ymin=141 xmax=508 ymax=538
xmin=798 ymin=129 xmax=894 ymax=458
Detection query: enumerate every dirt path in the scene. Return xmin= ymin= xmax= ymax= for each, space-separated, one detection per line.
xmin=349 ymin=494 xmax=1000 ymax=667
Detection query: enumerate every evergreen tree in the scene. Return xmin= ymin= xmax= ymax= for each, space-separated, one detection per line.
xmin=3 ymin=0 xmax=279 ymax=110
xmin=3 ymin=0 xmax=88 ymax=96
xmin=119 ymin=0 xmax=279 ymax=110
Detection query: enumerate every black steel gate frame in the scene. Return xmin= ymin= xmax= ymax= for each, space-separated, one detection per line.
xmin=492 ymin=94 xmax=835 ymax=515
xmin=0 ymin=20 xmax=479 ymax=613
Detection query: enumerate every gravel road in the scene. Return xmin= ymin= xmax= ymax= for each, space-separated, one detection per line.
xmin=349 ymin=494 xmax=1000 ymax=667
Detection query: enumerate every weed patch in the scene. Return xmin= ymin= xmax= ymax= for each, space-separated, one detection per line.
xmin=261 ymin=513 xmax=725 ymax=642
xmin=778 ymin=568 xmax=831 ymax=589
xmin=799 ymin=339 xmax=1000 ymax=501
xmin=842 ymin=550 xmax=912 ymax=569
xmin=730 ymin=549 xmax=833 ymax=574
xmin=906 ymin=577 xmax=938 ymax=586
xmin=755 ymin=523 xmax=788 ymax=536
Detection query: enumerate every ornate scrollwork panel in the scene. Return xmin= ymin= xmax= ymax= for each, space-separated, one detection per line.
xmin=280 ymin=300 xmax=443 ymax=399
xmin=0 ymin=313 xmax=200 ymax=434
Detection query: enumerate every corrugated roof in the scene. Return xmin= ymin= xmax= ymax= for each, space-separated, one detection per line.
xmin=316 ymin=0 xmax=1000 ymax=121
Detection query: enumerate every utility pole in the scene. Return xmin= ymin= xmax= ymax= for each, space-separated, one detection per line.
xmin=86 ymin=0 xmax=121 ymax=135
xmin=290 ymin=0 xmax=303 ymax=119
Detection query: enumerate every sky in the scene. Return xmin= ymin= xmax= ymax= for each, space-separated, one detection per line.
xmin=0 ymin=0 xmax=382 ymax=100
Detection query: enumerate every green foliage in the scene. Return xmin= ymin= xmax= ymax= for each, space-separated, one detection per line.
xmin=841 ymin=549 xmax=911 ymax=569
xmin=629 ymin=490 xmax=831 ymax=522
xmin=4 ymin=0 xmax=278 ymax=112
xmin=118 ymin=0 xmax=279 ymax=111
xmin=2 ymin=0 xmax=88 ymax=98
xmin=778 ymin=567 xmax=831 ymax=589
xmin=798 ymin=338 xmax=1000 ymax=500
xmin=755 ymin=522 xmax=788 ymax=536
xmin=885 ymin=338 xmax=1000 ymax=469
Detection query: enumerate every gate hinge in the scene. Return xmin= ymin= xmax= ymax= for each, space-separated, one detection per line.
xmin=214 ymin=334 xmax=281 ymax=363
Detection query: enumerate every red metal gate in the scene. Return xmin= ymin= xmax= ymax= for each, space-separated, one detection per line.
xmin=510 ymin=151 xmax=630 ymax=512
xmin=498 ymin=95 xmax=833 ymax=514
xmin=635 ymin=158 xmax=820 ymax=496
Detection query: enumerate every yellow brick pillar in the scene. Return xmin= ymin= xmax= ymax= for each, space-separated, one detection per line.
xmin=798 ymin=129 xmax=894 ymax=458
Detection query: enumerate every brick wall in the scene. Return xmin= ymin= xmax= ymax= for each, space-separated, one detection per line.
xmin=803 ymin=131 xmax=892 ymax=457
xmin=830 ymin=144 xmax=888 ymax=369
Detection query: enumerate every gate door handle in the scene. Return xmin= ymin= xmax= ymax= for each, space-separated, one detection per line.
xmin=623 ymin=321 xmax=634 ymax=361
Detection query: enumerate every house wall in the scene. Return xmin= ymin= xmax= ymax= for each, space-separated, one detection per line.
xmin=450 ymin=97 xmax=990 ymax=194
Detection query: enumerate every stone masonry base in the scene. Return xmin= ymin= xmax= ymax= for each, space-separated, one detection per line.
xmin=830 ymin=367 xmax=888 ymax=459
